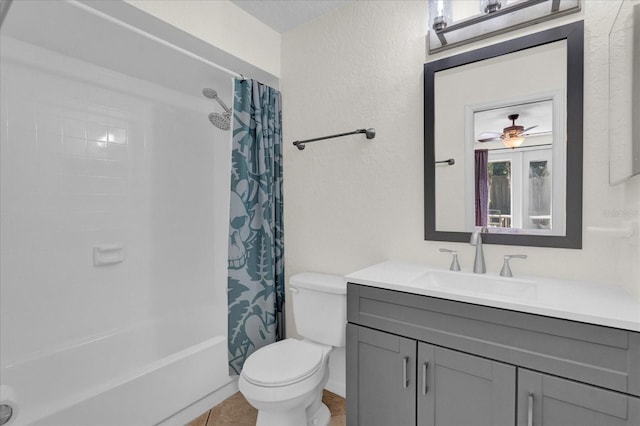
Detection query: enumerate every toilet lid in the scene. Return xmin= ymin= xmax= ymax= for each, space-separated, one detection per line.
xmin=242 ymin=339 xmax=324 ymax=387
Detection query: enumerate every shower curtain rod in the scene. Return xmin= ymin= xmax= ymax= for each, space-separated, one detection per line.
xmin=68 ymin=0 xmax=243 ymax=79
xmin=292 ymin=128 xmax=375 ymax=150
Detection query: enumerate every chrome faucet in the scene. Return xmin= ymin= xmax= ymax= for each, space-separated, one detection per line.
xmin=500 ymin=254 xmax=528 ymax=277
xmin=439 ymin=248 xmax=461 ymax=271
xmin=470 ymin=227 xmax=489 ymax=274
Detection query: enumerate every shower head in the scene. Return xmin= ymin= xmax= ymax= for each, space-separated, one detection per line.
xmin=203 ymin=87 xmax=232 ymax=130
xmin=202 ymin=88 xmax=218 ymax=99
xmin=202 ymin=87 xmax=231 ymax=113
xmin=209 ymin=112 xmax=230 ymax=131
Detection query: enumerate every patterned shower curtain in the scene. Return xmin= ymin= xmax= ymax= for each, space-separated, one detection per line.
xmin=227 ymin=78 xmax=285 ymax=375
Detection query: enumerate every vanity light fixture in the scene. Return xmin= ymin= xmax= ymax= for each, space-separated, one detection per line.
xmin=427 ymin=0 xmax=582 ymax=53
xmin=481 ymin=0 xmax=504 ymax=14
xmin=429 ymin=0 xmax=452 ymax=31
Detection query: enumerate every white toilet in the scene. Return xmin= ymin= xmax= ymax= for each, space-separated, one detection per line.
xmin=238 ymin=272 xmax=346 ymax=426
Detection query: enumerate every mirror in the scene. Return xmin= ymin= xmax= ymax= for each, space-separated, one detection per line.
xmin=424 ymin=21 xmax=584 ymax=248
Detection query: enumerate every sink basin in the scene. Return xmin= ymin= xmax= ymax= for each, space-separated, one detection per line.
xmin=410 ymin=270 xmax=536 ymax=300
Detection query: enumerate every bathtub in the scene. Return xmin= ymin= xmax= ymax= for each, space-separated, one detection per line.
xmin=1 ymin=307 xmax=235 ymax=426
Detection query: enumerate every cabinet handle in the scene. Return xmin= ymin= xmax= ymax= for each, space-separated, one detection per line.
xmin=402 ymin=356 xmax=409 ymax=389
xmin=422 ymin=362 xmax=429 ymax=395
xmin=527 ymin=393 xmax=534 ymax=426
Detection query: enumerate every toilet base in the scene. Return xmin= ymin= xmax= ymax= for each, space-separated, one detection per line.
xmin=255 ymin=406 xmax=308 ymax=426
xmin=307 ymin=402 xmax=330 ymax=426
xmin=251 ymin=394 xmax=331 ymax=426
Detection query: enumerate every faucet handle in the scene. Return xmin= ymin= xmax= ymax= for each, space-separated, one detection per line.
xmin=500 ymin=254 xmax=528 ymax=277
xmin=439 ymin=248 xmax=461 ymax=271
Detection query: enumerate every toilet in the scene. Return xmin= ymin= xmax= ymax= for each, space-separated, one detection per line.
xmin=238 ymin=272 xmax=346 ymax=426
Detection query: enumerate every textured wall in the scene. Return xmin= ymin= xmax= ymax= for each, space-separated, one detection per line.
xmin=281 ymin=0 xmax=640 ymax=344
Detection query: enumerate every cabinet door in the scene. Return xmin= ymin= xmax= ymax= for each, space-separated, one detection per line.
xmin=346 ymin=324 xmax=416 ymax=426
xmin=518 ymin=369 xmax=640 ymax=426
xmin=417 ymin=343 xmax=516 ymax=426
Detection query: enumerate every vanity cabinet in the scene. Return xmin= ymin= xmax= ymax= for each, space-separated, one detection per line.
xmin=347 ymin=324 xmax=515 ymax=426
xmin=346 ymin=283 xmax=640 ymax=426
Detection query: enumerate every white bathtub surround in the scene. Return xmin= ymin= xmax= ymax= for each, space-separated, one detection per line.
xmin=157 ymin=378 xmax=239 ymax=426
xmin=346 ymin=261 xmax=640 ymax=332
xmin=0 ymin=1 xmax=257 ymax=424
xmin=1 ymin=307 xmax=234 ymax=426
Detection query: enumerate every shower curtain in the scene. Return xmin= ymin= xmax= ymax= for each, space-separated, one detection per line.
xmin=227 ymin=78 xmax=285 ymax=375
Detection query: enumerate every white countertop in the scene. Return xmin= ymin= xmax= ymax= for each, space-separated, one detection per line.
xmin=345 ymin=261 xmax=640 ymax=332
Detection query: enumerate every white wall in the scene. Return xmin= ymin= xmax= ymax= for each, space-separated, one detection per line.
xmin=124 ymin=0 xmax=282 ymax=78
xmin=281 ymin=0 xmax=640 ymax=352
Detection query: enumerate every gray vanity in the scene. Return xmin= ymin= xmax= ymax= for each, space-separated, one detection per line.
xmin=345 ymin=262 xmax=640 ymax=426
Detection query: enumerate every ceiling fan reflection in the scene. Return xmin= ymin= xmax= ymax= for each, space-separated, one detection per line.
xmin=477 ymin=114 xmax=538 ymax=144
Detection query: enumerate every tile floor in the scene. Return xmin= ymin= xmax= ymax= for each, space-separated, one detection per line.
xmin=186 ymin=390 xmax=346 ymax=426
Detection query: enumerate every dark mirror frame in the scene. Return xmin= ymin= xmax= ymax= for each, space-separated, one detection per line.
xmin=424 ymin=21 xmax=584 ymax=249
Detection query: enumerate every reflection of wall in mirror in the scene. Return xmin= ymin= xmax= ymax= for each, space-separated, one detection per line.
xmin=609 ymin=1 xmax=640 ymax=184
xmin=433 ymin=40 xmax=566 ymax=232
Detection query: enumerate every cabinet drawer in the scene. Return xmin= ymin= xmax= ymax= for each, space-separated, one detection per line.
xmin=348 ymin=283 xmax=640 ymax=396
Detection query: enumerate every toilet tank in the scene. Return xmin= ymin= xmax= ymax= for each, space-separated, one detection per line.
xmin=290 ymin=272 xmax=347 ymax=347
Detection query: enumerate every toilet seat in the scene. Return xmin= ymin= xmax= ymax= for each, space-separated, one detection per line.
xmin=241 ymin=339 xmax=324 ymax=387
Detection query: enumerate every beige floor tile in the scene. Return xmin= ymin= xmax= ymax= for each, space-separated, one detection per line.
xmin=186 ymin=389 xmax=346 ymax=425
xmin=206 ymin=392 xmax=258 ymax=426
xmin=322 ymin=390 xmax=346 ymax=416
xmin=329 ymin=414 xmax=346 ymax=426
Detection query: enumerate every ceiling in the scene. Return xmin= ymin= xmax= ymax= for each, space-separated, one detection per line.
xmin=230 ymin=0 xmax=352 ymax=33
